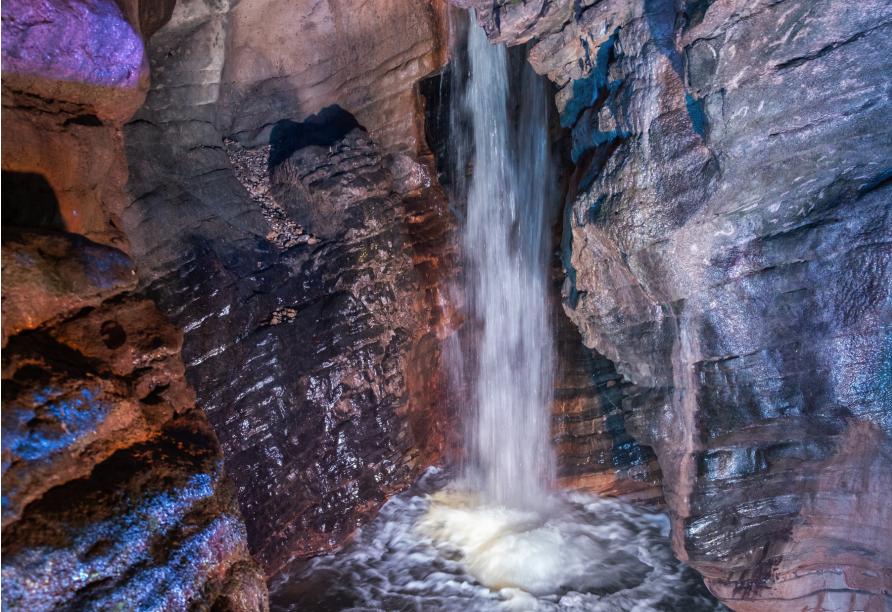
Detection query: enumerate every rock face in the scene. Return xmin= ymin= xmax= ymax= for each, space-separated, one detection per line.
xmin=457 ymin=0 xmax=892 ymax=609
xmin=123 ymin=0 xmax=458 ymax=575
xmin=220 ymin=0 xmax=449 ymax=152
xmin=1 ymin=0 xmax=267 ymax=608
xmin=551 ymin=284 xmax=663 ymax=504
xmin=1 ymin=232 xmax=267 ymax=610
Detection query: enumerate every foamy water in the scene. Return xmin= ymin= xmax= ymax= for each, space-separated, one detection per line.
xmin=270 ymin=470 xmax=724 ymax=611
xmin=454 ymin=10 xmax=557 ymax=508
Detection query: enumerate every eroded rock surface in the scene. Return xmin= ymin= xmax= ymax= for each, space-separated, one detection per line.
xmin=122 ymin=0 xmax=459 ymax=578
xmin=220 ymin=0 xmax=449 ymax=152
xmin=2 ymin=0 xmax=267 ymax=608
xmin=1 ymin=231 xmax=267 ymax=611
xmin=552 ymin=291 xmax=663 ymax=504
xmin=457 ymin=0 xmax=892 ymax=608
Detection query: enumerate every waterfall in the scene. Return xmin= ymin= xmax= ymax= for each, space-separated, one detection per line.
xmin=270 ymin=15 xmax=726 ymax=610
xmin=453 ymin=13 xmax=556 ymax=508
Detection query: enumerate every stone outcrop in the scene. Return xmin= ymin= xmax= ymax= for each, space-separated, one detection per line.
xmin=551 ymin=287 xmax=663 ymax=504
xmin=123 ymin=0 xmax=459 ymax=575
xmin=1 ymin=232 xmax=267 ymax=610
xmin=1 ymin=0 xmax=267 ymax=608
xmin=220 ymin=0 xmax=449 ymax=152
xmin=456 ymin=0 xmax=892 ymax=609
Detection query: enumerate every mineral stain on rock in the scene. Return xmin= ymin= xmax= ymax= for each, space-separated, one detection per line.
xmin=2 ymin=0 xmax=890 ymax=610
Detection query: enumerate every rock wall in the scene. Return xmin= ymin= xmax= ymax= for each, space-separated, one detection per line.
xmin=123 ymin=0 xmax=459 ymax=576
xmin=1 ymin=0 xmax=267 ymax=608
xmin=551 ymin=280 xmax=663 ymax=504
xmin=456 ymin=0 xmax=892 ymax=609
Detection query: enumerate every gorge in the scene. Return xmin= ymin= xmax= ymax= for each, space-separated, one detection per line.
xmin=2 ymin=1 xmax=890 ymax=611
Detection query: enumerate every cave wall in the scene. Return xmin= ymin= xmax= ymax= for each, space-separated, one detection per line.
xmin=6 ymin=0 xmax=890 ymax=608
xmin=456 ymin=0 xmax=892 ymax=609
xmin=122 ymin=0 xmax=459 ymax=577
xmin=1 ymin=0 xmax=267 ymax=608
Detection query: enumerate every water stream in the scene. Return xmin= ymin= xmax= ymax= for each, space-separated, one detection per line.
xmin=459 ymin=7 xmax=556 ymax=509
xmin=270 ymin=13 xmax=723 ymax=611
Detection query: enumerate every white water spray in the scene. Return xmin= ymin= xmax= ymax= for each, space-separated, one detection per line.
xmin=269 ymin=14 xmax=723 ymax=611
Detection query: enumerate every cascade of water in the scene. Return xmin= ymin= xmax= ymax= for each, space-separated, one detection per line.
xmin=453 ymin=12 xmax=556 ymax=508
xmin=269 ymin=15 xmax=725 ymax=610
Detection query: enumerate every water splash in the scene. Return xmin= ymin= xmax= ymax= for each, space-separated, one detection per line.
xmin=270 ymin=14 xmax=724 ymax=610
xmin=269 ymin=469 xmax=724 ymax=611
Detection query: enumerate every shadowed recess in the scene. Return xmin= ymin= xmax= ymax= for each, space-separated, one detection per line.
xmin=268 ymin=105 xmax=365 ymax=167
xmin=1 ymin=172 xmax=65 ymax=230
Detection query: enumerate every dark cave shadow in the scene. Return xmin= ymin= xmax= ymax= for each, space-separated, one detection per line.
xmin=268 ymin=105 xmax=366 ymax=168
xmin=2 ymin=171 xmax=66 ymax=232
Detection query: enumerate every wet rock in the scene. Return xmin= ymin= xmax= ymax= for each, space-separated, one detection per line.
xmin=552 ymin=297 xmax=663 ymax=504
xmin=1 ymin=231 xmax=267 ymax=611
xmin=127 ymin=84 xmax=459 ymax=574
xmin=121 ymin=0 xmax=460 ymax=578
xmin=2 ymin=0 xmax=267 ymax=606
xmin=456 ymin=0 xmax=892 ymax=608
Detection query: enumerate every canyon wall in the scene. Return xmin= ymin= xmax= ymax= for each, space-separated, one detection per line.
xmin=456 ymin=0 xmax=892 ymax=609
xmin=122 ymin=0 xmax=459 ymax=577
xmin=1 ymin=0 xmax=267 ymax=608
xmin=6 ymin=0 xmax=890 ymax=608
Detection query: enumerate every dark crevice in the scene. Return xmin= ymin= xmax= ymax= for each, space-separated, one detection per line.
xmin=2 ymin=171 xmax=65 ymax=230
xmin=63 ymin=114 xmax=103 ymax=127
xmin=268 ymin=105 xmax=364 ymax=168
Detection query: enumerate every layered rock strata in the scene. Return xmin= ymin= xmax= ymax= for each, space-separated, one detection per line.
xmin=1 ymin=239 xmax=264 ymax=608
xmin=456 ymin=0 xmax=892 ymax=609
xmin=124 ymin=0 xmax=459 ymax=571
xmin=122 ymin=0 xmax=459 ymax=578
xmin=1 ymin=0 xmax=267 ymax=608
xmin=551 ymin=291 xmax=663 ymax=504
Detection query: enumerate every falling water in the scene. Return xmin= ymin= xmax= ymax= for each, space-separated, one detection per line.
xmin=456 ymin=11 xmax=556 ymax=508
xmin=269 ymin=14 xmax=725 ymax=610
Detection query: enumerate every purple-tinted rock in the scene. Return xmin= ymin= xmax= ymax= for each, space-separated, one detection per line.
xmin=1 ymin=0 xmax=148 ymax=120
xmin=452 ymin=0 xmax=892 ymax=608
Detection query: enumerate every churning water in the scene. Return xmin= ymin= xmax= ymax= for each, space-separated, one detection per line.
xmin=269 ymin=469 xmax=723 ymax=611
xmin=270 ymin=13 xmax=724 ymax=611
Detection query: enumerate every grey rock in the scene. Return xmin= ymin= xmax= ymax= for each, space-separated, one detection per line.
xmin=455 ymin=0 xmax=892 ymax=608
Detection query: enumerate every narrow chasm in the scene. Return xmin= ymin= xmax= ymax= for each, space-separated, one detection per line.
xmin=267 ymin=13 xmax=718 ymax=611
xmin=2 ymin=1 xmax=890 ymax=611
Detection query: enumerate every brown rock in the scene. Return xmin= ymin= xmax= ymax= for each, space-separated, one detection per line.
xmin=1 ymin=231 xmax=137 ymax=344
xmin=220 ymin=0 xmax=449 ymax=152
xmin=1 ymin=0 xmax=156 ymax=248
xmin=2 ymin=0 xmax=268 ymax=606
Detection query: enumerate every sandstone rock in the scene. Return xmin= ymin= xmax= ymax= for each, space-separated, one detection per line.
xmin=2 ymin=0 xmax=268 ymax=606
xmin=552 ymin=293 xmax=663 ymax=504
xmin=123 ymin=0 xmax=460 ymax=577
xmin=0 ymin=0 xmax=158 ymax=248
xmin=454 ymin=0 xmax=892 ymax=608
xmin=220 ymin=0 xmax=449 ymax=153
xmin=1 ymin=231 xmax=137 ymax=345
xmin=1 ymin=0 xmax=149 ymax=122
